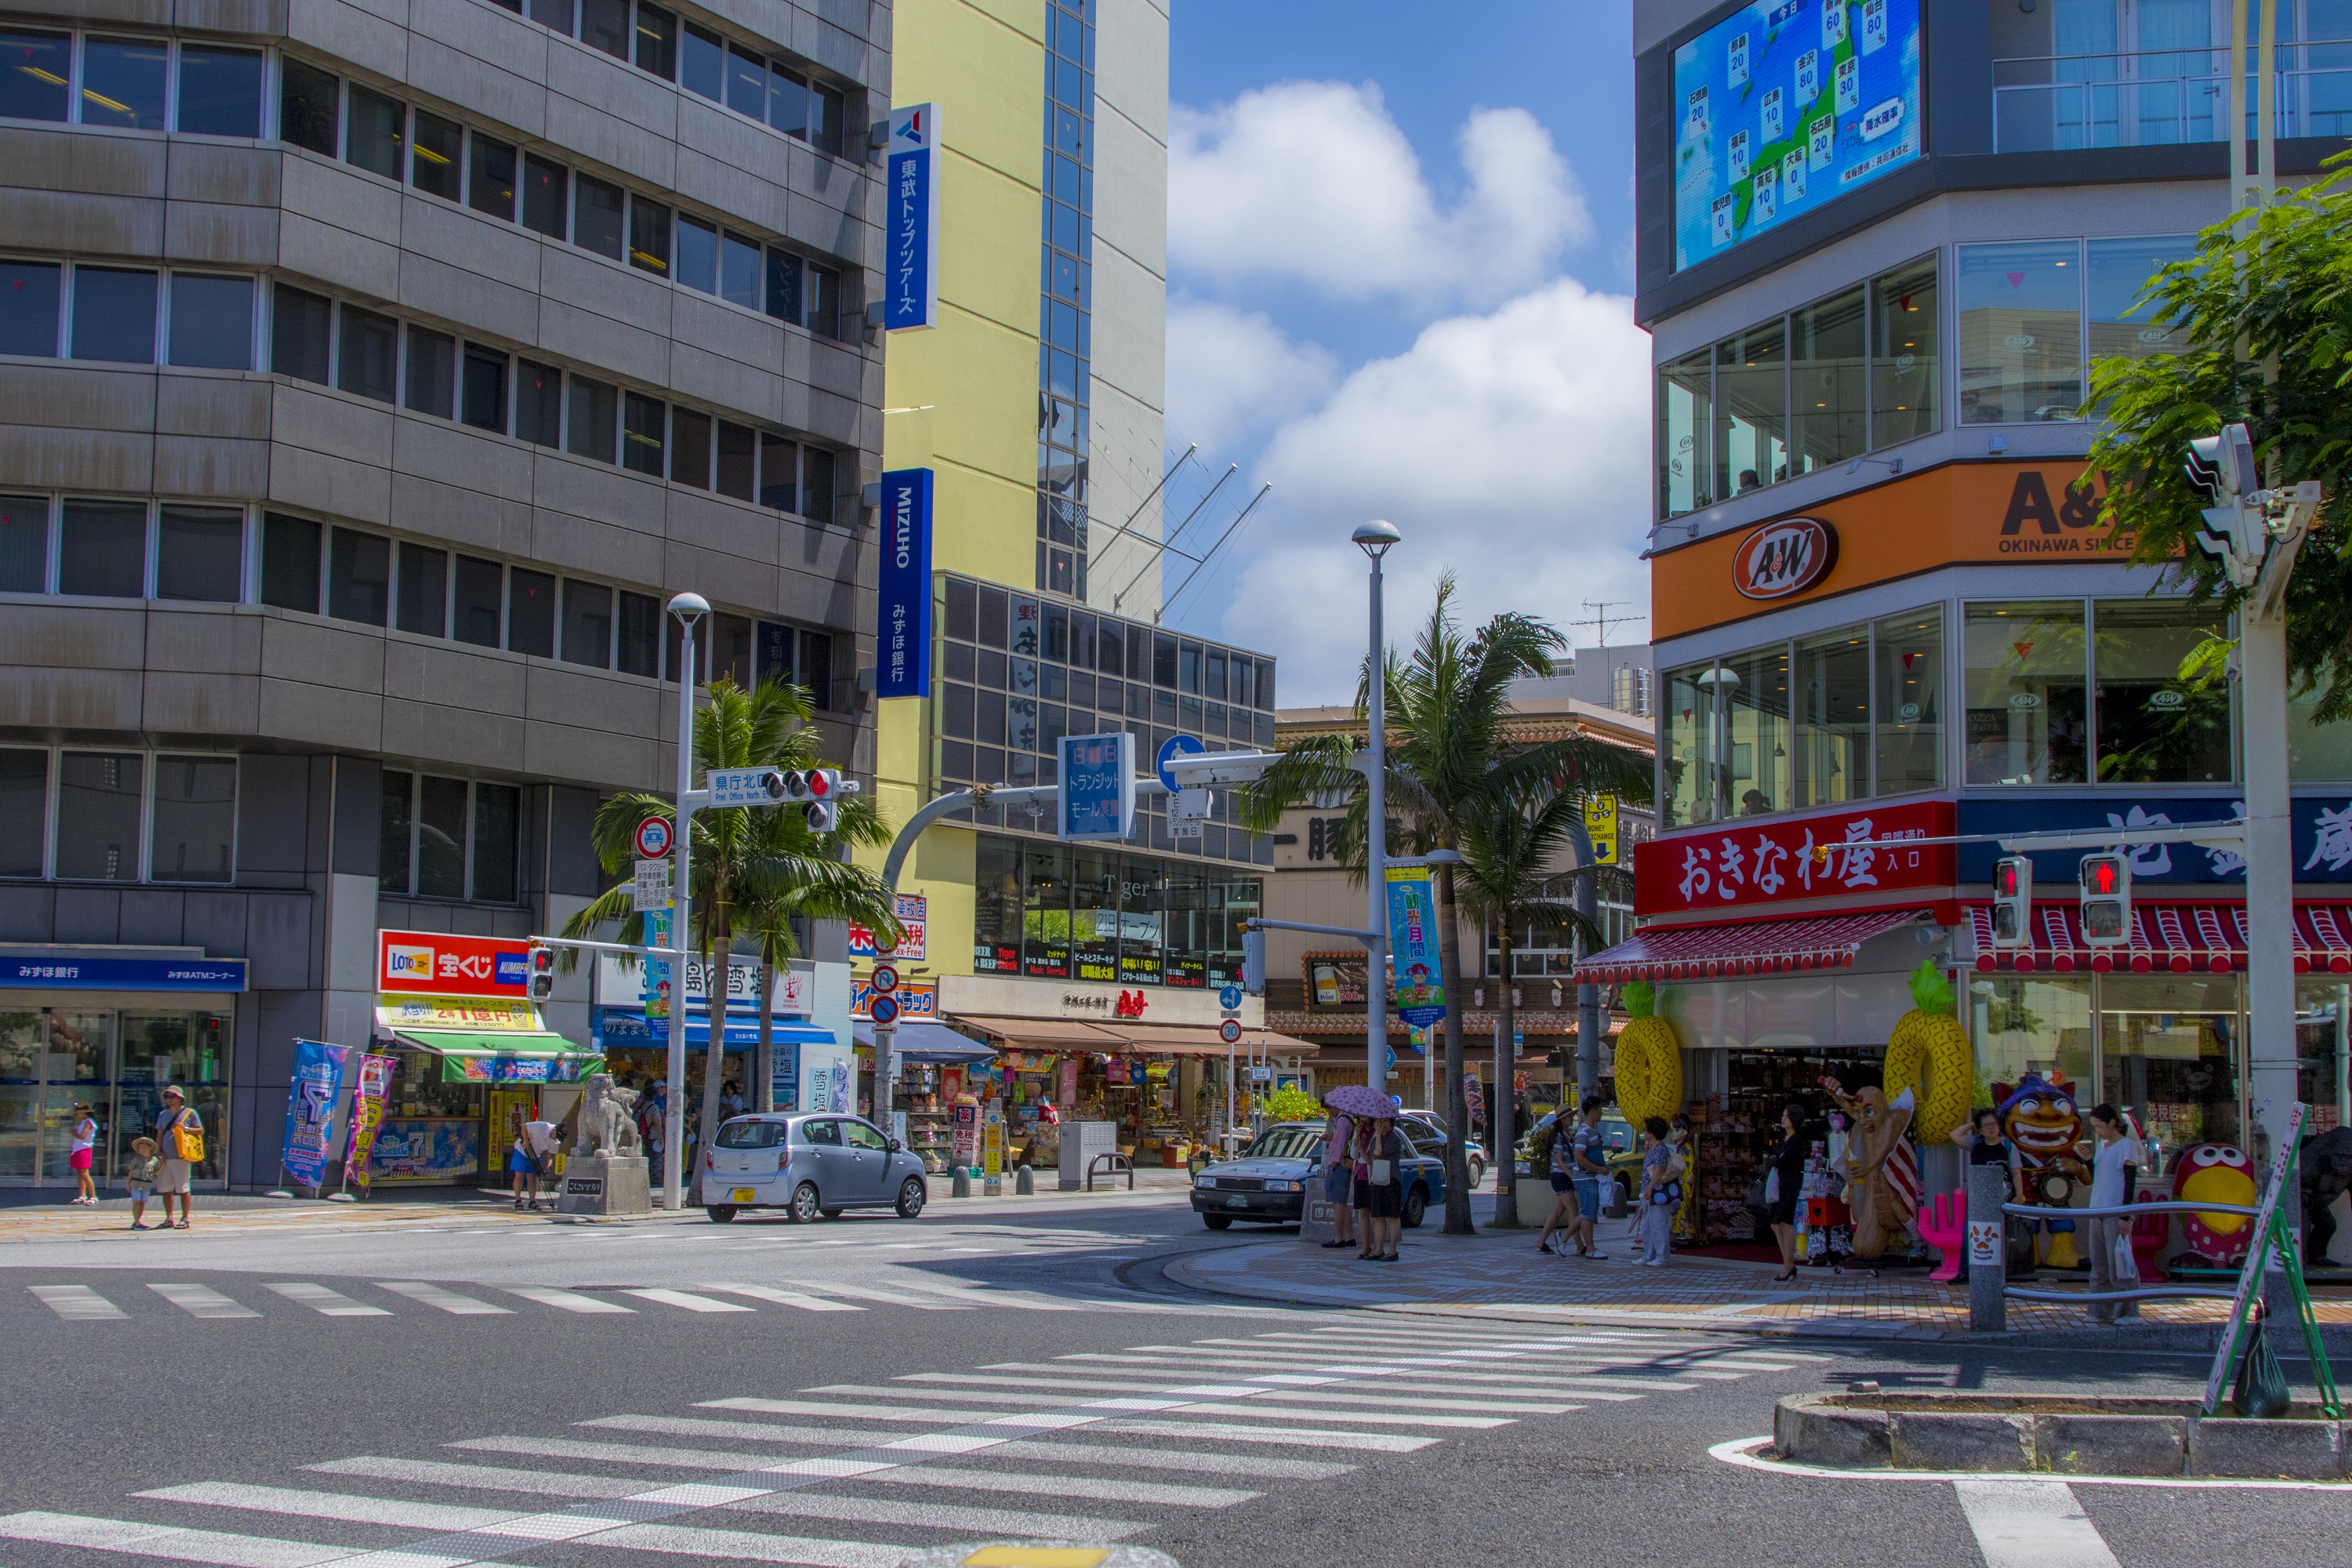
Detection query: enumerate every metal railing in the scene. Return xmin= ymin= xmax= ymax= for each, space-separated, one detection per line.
xmin=1996 ymin=1198 xmax=2256 ymax=1305
xmin=1992 ymin=44 xmax=2352 ymax=151
xmin=1087 ymin=1152 xmax=1134 ymax=1192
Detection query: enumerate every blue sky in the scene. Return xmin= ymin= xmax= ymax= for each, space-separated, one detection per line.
xmin=1151 ymin=2 xmax=1651 ymax=702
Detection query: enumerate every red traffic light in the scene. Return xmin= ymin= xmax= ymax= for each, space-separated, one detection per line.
xmin=1993 ymin=860 xmax=2022 ymax=899
xmin=528 ymin=945 xmax=556 ymax=974
xmin=807 ymin=770 xmax=832 ymax=798
xmin=2082 ymin=857 xmax=2122 ymax=895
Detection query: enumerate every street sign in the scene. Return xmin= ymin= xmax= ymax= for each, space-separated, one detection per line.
xmin=870 ymin=964 xmax=899 ymax=994
xmin=707 ymin=768 xmax=780 ymax=807
xmin=1156 ymin=733 xmax=1206 ymax=793
xmin=1385 ymin=1046 xmax=1397 ymax=1073
xmin=1169 ymin=784 xmax=1210 ymax=840
xmin=851 ymin=895 xmax=926 ymax=960
xmin=1248 ymin=1064 xmax=1272 ymax=1082
xmin=1059 ymin=732 xmax=1137 ymax=841
xmin=1218 ymin=1018 xmax=1242 ymax=1044
xmin=633 ymin=816 xmax=673 ymax=859
xmin=1218 ymin=984 xmax=1243 ymax=1011
xmin=632 ymin=858 xmax=673 ymax=912
xmin=869 ymin=993 xmax=901 ymax=1025
xmin=1584 ymin=794 xmax=1620 ymax=866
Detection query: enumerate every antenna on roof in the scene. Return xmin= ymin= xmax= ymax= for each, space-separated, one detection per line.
xmin=1570 ymin=601 xmax=1646 ymax=653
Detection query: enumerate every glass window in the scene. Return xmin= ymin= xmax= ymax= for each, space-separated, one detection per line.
xmin=468 ymin=132 xmax=517 ymax=220
xmin=163 ymin=272 xmax=253 ymax=370
xmin=260 ymin=513 xmax=320 ymax=612
xmin=1118 ymin=858 xmax=1164 ymax=984
xmin=379 ymin=769 xmax=412 ymax=891
xmin=2290 ymin=683 xmax=2352 ymax=782
xmin=336 ymin=304 xmax=397 ymax=400
xmin=1959 ymin=241 xmax=2084 ymax=423
xmin=149 ymin=755 xmax=234 ymax=883
xmin=799 ymin=1117 xmax=840 ymax=1146
xmin=521 ymin=153 xmax=567 ymax=238
xmin=810 ymin=82 xmax=842 ymax=156
xmin=2092 ymin=597 xmax=2230 ymax=782
xmin=720 ymin=232 xmax=761 ymax=309
xmin=623 ymin=394 xmax=665 ymax=474
xmin=670 ymin=408 xmax=710 ymax=487
xmin=271 ymin=282 xmax=330 ymax=383
xmin=416 ymin=775 xmax=466 ymax=897
xmin=708 ymin=612 xmax=750 ymax=686
xmin=716 ymin=421 xmax=755 ymax=501
xmin=278 ymin=57 xmax=338 ymax=156
xmin=1969 ymin=975 xmax=2093 ymax=1104
xmin=972 ymin=836 xmax=1022 ymax=972
xmin=801 ymin=448 xmax=837 ymax=524
xmin=176 ymin=45 xmax=262 ymax=136
xmin=507 ymin=567 xmax=555 ymax=657
xmin=1657 ymin=347 xmax=1713 ymax=517
xmin=60 ymin=499 xmax=146 ymax=597
xmin=155 ymin=506 xmax=240 ymax=602
xmin=0 ymin=259 xmax=60 ymax=356
xmin=675 ymin=215 xmax=718 ymax=293
xmin=765 ymin=249 xmax=803 ymax=325
xmin=344 ymin=85 xmax=405 ymax=179
xmin=681 ymin=22 xmax=723 ymax=99
xmin=807 ymin=263 xmax=839 ymax=337
xmin=767 ymin=60 xmax=807 ymax=137
xmin=1714 ymin=321 xmax=1784 ymax=496
xmin=575 ymin=176 xmax=625 ymax=260
xmin=0 ymin=30 xmax=71 ymax=122
xmin=725 ymin=44 xmax=764 ymax=116
xmin=1069 ymin=848 xmax=1116 ymax=982
xmin=1723 ymin=644 xmax=1791 ymax=816
xmin=527 ymin=0 xmax=572 ymax=34
xmin=1964 ymin=601 xmax=2087 ymax=784
xmin=562 ymin=579 xmax=611 ymax=666
xmin=629 ymin=198 xmax=670 ymax=276
xmin=580 ymin=0 xmax=630 ymax=57
xmin=55 ymin=752 xmax=143 ymax=881
xmin=409 ymin=111 xmax=461 ymax=199
xmin=800 ymin=628 xmax=832 ymax=710
xmin=2102 ymin=973 xmax=2241 ymax=1153
xmin=515 ymin=359 xmax=561 ymax=447
xmin=1790 ymin=624 xmax=1867 ymax=809
xmin=1870 ymin=256 xmax=1939 ymax=448
xmin=454 ymin=555 xmax=501 ymax=646
xmin=0 ymin=749 xmax=44 ymax=876
xmin=405 ymin=326 xmax=454 ymax=417
xmin=617 ymin=590 xmax=660 ymax=677
xmin=81 ymin=36 xmax=167 ymax=130
xmin=1790 ymin=285 xmax=1866 ymax=474
xmin=1873 ymin=608 xmax=1944 ymax=795
xmin=460 ymin=346 xmax=507 ymax=433
xmin=635 ymin=2 xmax=677 ymax=78
xmin=396 ymin=541 xmax=445 ymax=636
xmin=759 ymin=433 xmax=797 ymax=510
xmin=0 ymin=494 xmax=46 ymax=593
xmin=2086 ymin=234 xmax=2198 ymax=366
xmin=328 ymin=527 xmax=389 ymax=624
xmin=567 ymin=375 xmax=616 ymax=462
xmin=73 ymin=267 xmax=156 ymax=364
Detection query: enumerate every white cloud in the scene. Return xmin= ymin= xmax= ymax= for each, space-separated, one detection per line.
xmin=1217 ymin=277 xmax=1655 ymax=703
xmin=1169 ymin=81 xmax=1591 ymax=307
xmin=1163 ymin=299 xmax=1338 ymax=455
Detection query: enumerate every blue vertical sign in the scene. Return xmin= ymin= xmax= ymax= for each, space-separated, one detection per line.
xmin=886 ymin=103 xmax=941 ymax=331
xmin=280 ymin=1040 xmax=347 ymax=1188
xmin=877 ymin=468 xmax=934 ymax=699
xmin=1385 ymin=866 xmax=1449 ymax=1030
xmin=1058 ymin=731 xmax=1136 ymax=841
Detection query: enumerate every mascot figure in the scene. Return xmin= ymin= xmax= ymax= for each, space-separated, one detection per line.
xmin=1820 ymin=1077 xmax=1917 ymax=1259
xmin=2175 ymin=1142 xmax=2259 ymax=1269
xmin=1998 ymin=1073 xmax=2084 ymax=1269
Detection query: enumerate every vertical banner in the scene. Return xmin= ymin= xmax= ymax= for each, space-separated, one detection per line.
xmin=877 ymin=468 xmax=935 ymax=700
xmin=983 ymin=1103 xmax=1004 ymax=1194
xmin=1059 ymin=1058 xmax=1079 ymax=1108
xmin=343 ymin=1051 xmax=394 ymax=1191
xmin=643 ymin=909 xmax=672 ymax=1020
xmin=280 ymin=1040 xmax=347 ymax=1189
xmin=1385 ymin=867 xmax=1450 ymax=1030
xmin=885 ymin=103 xmax=941 ymax=330
xmin=1583 ymin=793 xmax=1621 ymax=866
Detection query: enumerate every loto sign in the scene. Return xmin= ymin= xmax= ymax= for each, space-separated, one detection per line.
xmin=1635 ymin=800 xmax=1956 ymax=916
xmin=378 ymin=930 xmax=531 ymax=997
xmin=1732 ymin=517 xmax=1837 ymax=600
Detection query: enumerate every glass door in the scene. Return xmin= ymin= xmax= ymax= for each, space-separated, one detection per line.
xmin=121 ymin=1011 xmax=232 ymax=1185
xmin=42 ymin=1011 xmax=112 ymax=1181
xmin=0 ymin=1013 xmax=41 ymax=1180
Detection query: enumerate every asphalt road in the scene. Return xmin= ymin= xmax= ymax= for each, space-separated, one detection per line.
xmin=1 ymin=1192 xmax=2344 ymax=1568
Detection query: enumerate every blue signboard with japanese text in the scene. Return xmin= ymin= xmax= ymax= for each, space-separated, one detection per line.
xmin=1385 ymin=867 xmax=1448 ymax=1030
xmin=0 ymin=953 xmax=247 ymax=990
xmin=279 ymin=1040 xmax=345 ymax=1188
xmin=877 ymin=468 xmax=934 ymax=699
xmin=886 ymin=103 xmax=941 ymax=331
xmin=1673 ymin=0 xmax=1923 ymax=270
xmin=1059 ymin=731 xmax=1136 ymax=841
xmin=1957 ymin=796 xmax=2352 ymax=884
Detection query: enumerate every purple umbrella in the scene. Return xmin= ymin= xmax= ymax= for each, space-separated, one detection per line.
xmin=1324 ymin=1084 xmax=1401 ymax=1119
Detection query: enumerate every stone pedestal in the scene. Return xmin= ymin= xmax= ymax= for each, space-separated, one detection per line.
xmin=557 ymin=1153 xmax=652 ymax=1216
xmin=1300 ymin=1196 xmax=1338 ymax=1244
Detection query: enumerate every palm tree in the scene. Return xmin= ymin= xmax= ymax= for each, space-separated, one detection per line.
xmin=561 ymin=677 xmax=898 ymax=1202
xmin=1243 ymin=577 xmax=1652 ymax=1234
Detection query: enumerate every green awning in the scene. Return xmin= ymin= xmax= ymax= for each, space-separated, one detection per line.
xmin=391 ymin=1029 xmax=604 ymax=1083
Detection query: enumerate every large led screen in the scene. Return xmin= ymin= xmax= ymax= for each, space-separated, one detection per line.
xmin=1673 ymin=0 xmax=1922 ymax=271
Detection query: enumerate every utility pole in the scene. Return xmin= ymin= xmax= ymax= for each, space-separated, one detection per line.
xmin=1355 ymin=521 xmax=1399 ymax=1098
xmin=662 ymin=592 xmax=707 ymax=1210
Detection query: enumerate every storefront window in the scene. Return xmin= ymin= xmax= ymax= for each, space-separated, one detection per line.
xmin=1958 ymin=240 xmax=2084 ymax=423
xmin=2299 ymin=978 xmax=2350 ymax=1134
xmin=120 ymin=1010 xmax=227 ymax=1182
xmin=1209 ymin=872 xmax=1260 ymax=987
xmin=1022 ymin=843 xmax=1072 ymax=978
xmin=2085 ymin=235 xmax=2197 ymax=368
xmin=1658 ymin=347 xmax=1713 ymax=517
xmin=1791 ymin=625 xmax=1868 ymax=810
xmin=1069 ymin=849 xmax=1117 ymax=983
xmin=1714 ymin=321 xmax=1785 ymax=497
xmin=1870 ymin=256 xmax=1939 ymax=448
xmin=2091 ymin=598 xmax=2231 ymax=782
xmin=2289 ymin=683 xmax=2352 ymax=782
xmin=1872 ymin=608 xmax=1944 ymax=795
xmin=1964 ymin=601 xmax=2088 ymax=783
xmin=0 ymin=1013 xmax=37 ymax=1178
xmin=1969 ymin=975 xmax=2094 ymax=1098
xmin=1790 ymin=285 xmax=1867 ymax=475
xmin=974 ymin=837 xmax=1022 ymax=975
xmin=1164 ymin=865 xmax=1209 ymax=987
xmin=2101 ymin=973 xmax=2240 ymax=1157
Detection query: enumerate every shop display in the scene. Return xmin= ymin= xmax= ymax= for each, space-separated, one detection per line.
xmin=1883 ymin=962 xmax=1973 ymax=1145
xmin=1998 ymin=1072 xmax=2085 ymax=1268
xmin=1613 ymin=982 xmax=1682 ymax=1123
xmin=1822 ymin=1078 xmax=1915 ymax=1260
xmin=2173 ymin=1142 xmax=2259 ymax=1268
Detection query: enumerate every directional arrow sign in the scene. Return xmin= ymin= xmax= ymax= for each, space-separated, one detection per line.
xmin=1218 ymin=984 xmax=1243 ymax=1011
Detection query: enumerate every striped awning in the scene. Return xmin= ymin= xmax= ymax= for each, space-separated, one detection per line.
xmin=1570 ymin=909 xmax=1931 ymax=985
xmin=1963 ymin=902 xmax=2352 ymax=975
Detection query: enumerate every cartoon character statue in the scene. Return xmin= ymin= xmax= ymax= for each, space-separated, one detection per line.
xmin=1998 ymin=1072 xmax=2085 ymax=1269
xmin=2174 ymin=1142 xmax=2259 ymax=1268
xmin=1820 ymin=1077 xmax=1917 ymax=1259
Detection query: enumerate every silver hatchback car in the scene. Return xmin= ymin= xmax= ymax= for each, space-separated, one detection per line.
xmin=701 ymin=1112 xmax=930 ymax=1223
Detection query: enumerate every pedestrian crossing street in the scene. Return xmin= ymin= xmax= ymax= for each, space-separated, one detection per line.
xmin=0 ymin=1319 xmax=1822 ymax=1568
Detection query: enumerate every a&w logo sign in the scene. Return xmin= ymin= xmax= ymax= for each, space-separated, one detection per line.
xmin=1733 ymin=516 xmax=1838 ymax=601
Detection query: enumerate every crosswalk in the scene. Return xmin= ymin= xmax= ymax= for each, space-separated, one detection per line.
xmin=0 ymin=1319 xmax=1821 ymax=1568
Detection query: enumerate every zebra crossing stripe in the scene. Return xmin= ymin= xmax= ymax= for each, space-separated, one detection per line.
xmin=866 ymin=1466 xmax=1257 ymax=1509
xmin=0 ymin=1511 xmax=348 ymax=1568
xmin=136 ymin=1483 xmax=518 ymax=1533
xmin=504 ymin=1288 xmax=634 ymax=1315
xmin=149 ymin=1283 xmax=260 ymax=1319
xmin=266 ymin=1284 xmax=392 ymax=1317
xmin=727 ymin=1279 xmax=969 ymax=1311
xmin=1096 ymin=1419 xmax=1435 ymax=1451
xmin=620 ymin=1290 xmax=756 ymax=1314
xmin=699 ymin=1398 xmax=1024 ymax=1425
xmin=981 ymin=1439 xmax=1352 ymax=1479
xmin=376 ymin=1283 xmax=511 ymax=1316
xmin=577 ymin=1417 xmax=869 ymax=1446
xmin=29 ymin=1285 xmax=126 ymax=1320
xmin=697 ymin=1284 xmax=862 ymax=1312
xmin=579 ymin=1522 xmax=902 ymax=1568
xmin=1156 ymin=1403 xmax=1509 ymax=1429
xmin=445 ymin=1436 xmax=784 ymax=1472
xmin=303 ymin=1459 xmax=639 ymax=1500
xmin=724 ymin=1490 xmax=1147 ymax=1541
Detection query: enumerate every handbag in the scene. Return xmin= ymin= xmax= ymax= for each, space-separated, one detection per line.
xmin=169 ymin=1112 xmax=204 ymax=1163
xmin=1764 ymin=1167 xmax=1782 ymax=1205
xmin=2233 ymin=1313 xmax=2292 ymax=1419
xmin=1369 ymin=1158 xmax=1394 ymax=1185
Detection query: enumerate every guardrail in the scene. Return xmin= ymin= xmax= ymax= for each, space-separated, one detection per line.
xmin=1994 ymin=1200 xmax=2259 ymax=1305
xmin=1087 ymin=1152 xmax=1134 ymax=1192
xmin=1991 ymin=48 xmax=2352 ymax=151
xmin=1967 ymin=1162 xmax=2269 ymax=1330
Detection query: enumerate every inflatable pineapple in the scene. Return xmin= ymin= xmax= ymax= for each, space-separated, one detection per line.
xmin=1612 ymin=980 xmax=1682 ymax=1123
xmin=1883 ymin=960 xmax=1972 ymax=1145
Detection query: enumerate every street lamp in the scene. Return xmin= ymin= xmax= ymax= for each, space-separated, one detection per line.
xmin=1693 ymin=663 xmax=1740 ymax=822
xmin=1353 ymin=520 xmax=1399 ymax=1098
xmin=662 ymin=591 xmax=707 ymax=1211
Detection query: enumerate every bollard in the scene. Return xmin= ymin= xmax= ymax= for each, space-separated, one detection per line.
xmin=1967 ymin=1162 xmax=2007 ymax=1333
xmin=951 ymin=1167 xmax=972 ymax=1199
xmin=1014 ymin=1164 xmax=1034 ymax=1196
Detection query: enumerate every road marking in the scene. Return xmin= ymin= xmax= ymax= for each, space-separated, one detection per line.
xmin=741 ymin=1279 xmax=968 ymax=1311
xmin=1955 ymin=1480 xmax=2123 ymax=1568
xmin=726 ymin=1490 xmax=1145 ymax=1540
xmin=1153 ymin=1403 xmax=1508 ymax=1429
xmin=621 ymin=1289 xmax=757 ymax=1314
xmin=697 ymin=1283 xmax=862 ymax=1312
xmin=1204 ymin=1388 xmax=1575 ymax=1415
xmin=869 ymin=1466 xmax=1258 ymax=1508
xmin=305 ymin=1458 xmax=641 ymax=1499
xmin=579 ymin=1417 xmax=861 ymax=1446
xmin=0 ymin=1510 xmax=347 ymax=1568
xmin=1096 ymin=1419 xmax=1434 ymax=1451
xmin=446 ymin=1436 xmax=786 ymax=1472
xmin=978 ymin=1439 xmax=1352 ymax=1479
xmin=583 ymin=1522 xmax=903 ymax=1568
xmin=701 ymin=1398 xmax=1025 ymax=1425
xmin=30 ymin=1285 xmax=126 ymax=1320
xmin=265 ymin=1283 xmax=392 ymax=1317
xmin=504 ymin=1287 xmax=634 ymax=1315
xmin=149 ymin=1283 xmax=261 ymax=1319
xmin=136 ymin=1483 xmax=517 ymax=1533
xmin=375 ymin=1282 xmax=512 ymax=1316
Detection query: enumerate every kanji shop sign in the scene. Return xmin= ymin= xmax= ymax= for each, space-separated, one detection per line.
xmin=1634 ymin=800 xmax=1955 ymax=917
xmin=378 ymin=929 xmax=532 ymax=997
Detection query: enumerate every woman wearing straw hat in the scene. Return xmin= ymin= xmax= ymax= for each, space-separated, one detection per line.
xmin=152 ymin=1087 xmax=201 ymax=1229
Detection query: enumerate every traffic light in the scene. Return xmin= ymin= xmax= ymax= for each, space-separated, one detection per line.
xmin=757 ymin=768 xmax=844 ymax=833
xmin=2184 ymin=423 xmax=2258 ymax=507
xmin=1241 ymin=928 xmax=1265 ymax=996
xmin=2078 ymin=851 xmax=2132 ymax=947
xmin=803 ymin=799 xmax=839 ymax=835
xmin=1990 ymin=855 xmax=2034 ymax=949
xmin=526 ymin=941 xmax=557 ymax=1003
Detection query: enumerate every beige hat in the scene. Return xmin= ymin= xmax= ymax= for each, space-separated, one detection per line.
xmin=162 ymin=1085 xmax=186 ymax=1101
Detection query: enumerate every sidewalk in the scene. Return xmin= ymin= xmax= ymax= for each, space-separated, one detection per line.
xmin=1168 ymin=1223 xmax=2352 ymax=1341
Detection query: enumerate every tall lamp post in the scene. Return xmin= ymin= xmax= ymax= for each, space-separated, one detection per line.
xmin=1354 ymin=520 xmax=1400 ymax=1098
xmin=662 ymin=591 xmax=707 ymax=1210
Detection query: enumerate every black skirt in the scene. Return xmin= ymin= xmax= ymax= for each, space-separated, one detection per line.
xmin=1366 ymin=1181 xmax=1403 ymax=1219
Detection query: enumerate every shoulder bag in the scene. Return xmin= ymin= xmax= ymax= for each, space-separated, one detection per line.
xmin=169 ymin=1111 xmax=205 ymax=1163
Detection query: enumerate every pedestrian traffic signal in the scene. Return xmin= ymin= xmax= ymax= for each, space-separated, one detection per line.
xmin=527 ymin=942 xmax=557 ymax=1002
xmin=1241 ymin=927 xmax=1265 ymax=996
xmin=802 ymin=799 xmax=838 ymax=835
xmin=1991 ymin=855 xmax=2034 ymax=949
xmin=2078 ymin=851 xmax=2132 ymax=946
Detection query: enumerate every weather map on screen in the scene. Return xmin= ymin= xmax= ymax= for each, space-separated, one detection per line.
xmin=1672 ymin=0 xmax=1922 ymax=271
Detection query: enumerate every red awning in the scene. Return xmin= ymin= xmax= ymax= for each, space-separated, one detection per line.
xmin=1963 ymin=902 xmax=2352 ymax=975
xmin=1571 ymin=909 xmax=1931 ymax=985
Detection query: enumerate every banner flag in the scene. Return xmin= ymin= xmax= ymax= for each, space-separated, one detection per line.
xmin=343 ymin=1052 xmax=396 ymax=1192
xmin=1384 ymin=866 xmax=1449 ymax=1029
xmin=281 ymin=1040 xmax=347 ymax=1188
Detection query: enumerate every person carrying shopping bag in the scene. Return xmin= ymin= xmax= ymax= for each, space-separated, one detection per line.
xmin=152 ymin=1087 xmax=202 ymax=1229
xmin=1358 ymin=1113 xmax=1405 ymax=1263
xmin=1637 ymin=1116 xmax=1682 ymax=1267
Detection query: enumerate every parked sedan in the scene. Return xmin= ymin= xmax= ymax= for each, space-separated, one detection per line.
xmin=1399 ymin=1110 xmax=1487 ymax=1187
xmin=1191 ymin=1121 xmax=1447 ymax=1231
xmin=701 ymin=1112 xmax=929 ymax=1223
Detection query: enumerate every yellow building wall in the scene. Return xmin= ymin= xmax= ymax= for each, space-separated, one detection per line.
xmin=862 ymin=0 xmax=1046 ymax=982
